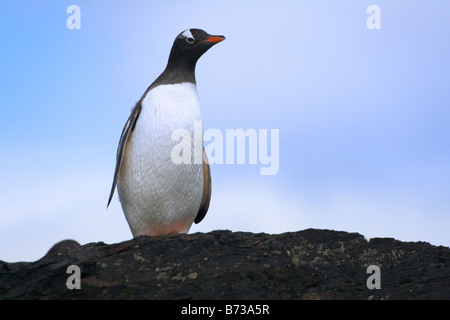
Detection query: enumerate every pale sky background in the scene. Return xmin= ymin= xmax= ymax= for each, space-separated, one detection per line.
xmin=1 ymin=1 xmax=449 ymax=262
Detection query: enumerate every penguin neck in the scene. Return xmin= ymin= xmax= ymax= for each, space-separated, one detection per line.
xmin=150 ymin=59 xmax=197 ymax=90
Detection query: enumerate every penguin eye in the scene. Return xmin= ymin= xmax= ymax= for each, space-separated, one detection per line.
xmin=186 ymin=37 xmax=195 ymax=44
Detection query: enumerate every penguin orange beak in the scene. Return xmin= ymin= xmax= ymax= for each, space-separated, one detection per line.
xmin=205 ymin=36 xmax=225 ymax=43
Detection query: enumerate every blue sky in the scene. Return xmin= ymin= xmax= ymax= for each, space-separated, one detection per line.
xmin=1 ymin=1 xmax=449 ymax=262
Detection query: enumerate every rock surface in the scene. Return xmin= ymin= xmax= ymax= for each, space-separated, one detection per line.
xmin=1 ymin=229 xmax=449 ymax=299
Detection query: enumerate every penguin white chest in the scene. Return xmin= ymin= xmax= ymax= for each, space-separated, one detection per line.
xmin=117 ymin=83 xmax=204 ymax=237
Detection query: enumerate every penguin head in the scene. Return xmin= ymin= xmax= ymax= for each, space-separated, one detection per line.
xmin=168 ymin=29 xmax=225 ymax=67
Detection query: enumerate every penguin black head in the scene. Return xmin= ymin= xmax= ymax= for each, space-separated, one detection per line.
xmin=168 ymin=28 xmax=225 ymax=68
xmin=149 ymin=29 xmax=225 ymax=88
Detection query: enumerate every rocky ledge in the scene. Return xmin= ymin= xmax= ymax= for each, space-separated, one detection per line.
xmin=0 ymin=229 xmax=449 ymax=299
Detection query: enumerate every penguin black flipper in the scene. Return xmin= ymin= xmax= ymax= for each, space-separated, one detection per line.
xmin=195 ymin=149 xmax=211 ymax=224
xmin=107 ymin=102 xmax=142 ymax=207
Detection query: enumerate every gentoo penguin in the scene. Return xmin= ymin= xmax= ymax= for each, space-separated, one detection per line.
xmin=107 ymin=29 xmax=225 ymax=237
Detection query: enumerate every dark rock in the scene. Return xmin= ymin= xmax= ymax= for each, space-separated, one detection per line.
xmin=0 ymin=229 xmax=449 ymax=299
xmin=42 ymin=239 xmax=81 ymax=259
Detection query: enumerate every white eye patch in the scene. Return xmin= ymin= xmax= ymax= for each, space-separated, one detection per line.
xmin=182 ymin=29 xmax=194 ymax=40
